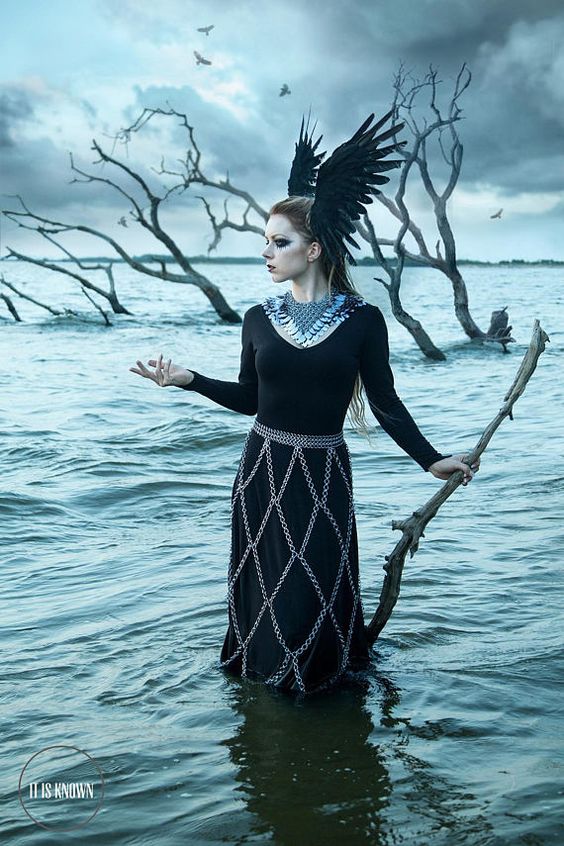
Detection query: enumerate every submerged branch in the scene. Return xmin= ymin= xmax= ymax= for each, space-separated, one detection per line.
xmin=367 ymin=319 xmax=550 ymax=643
xmin=0 ymin=274 xmax=73 ymax=316
xmin=81 ymin=287 xmax=112 ymax=326
xmin=1 ymin=291 xmax=22 ymax=321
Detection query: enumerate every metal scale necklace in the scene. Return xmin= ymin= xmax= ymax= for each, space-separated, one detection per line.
xmin=262 ymin=288 xmax=367 ymax=348
xmin=282 ymin=289 xmax=332 ymax=344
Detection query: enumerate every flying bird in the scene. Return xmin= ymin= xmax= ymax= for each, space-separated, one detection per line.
xmin=194 ymin=50 xmax=212 ymax=66
xmin=279 ymin=84 xmax=291 ymax=97
xmin=118 ymin=216 xmax=128 ymax=227
xmin=490 ymin=208 xmax=503 ymax=219
xmin=197 ymin=25 xmax=214 ymax=35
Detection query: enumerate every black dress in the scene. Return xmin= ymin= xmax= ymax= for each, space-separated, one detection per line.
xmin=181 ymin=295 xmax=448 ymax=696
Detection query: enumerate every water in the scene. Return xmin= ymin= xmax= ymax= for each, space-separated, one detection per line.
xmin=1 ymin=261 xmax=562 ymax=844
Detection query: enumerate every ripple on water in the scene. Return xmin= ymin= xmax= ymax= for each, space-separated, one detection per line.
xmin=1 ymin=264 xmax=562 ymax=845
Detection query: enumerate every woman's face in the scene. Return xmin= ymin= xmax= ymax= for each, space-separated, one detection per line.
xmin=261 ymin=214 xmax=315 ymax=284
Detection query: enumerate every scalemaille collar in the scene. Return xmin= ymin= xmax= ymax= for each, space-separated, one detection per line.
xmin=261 ymin=290 xmax=366 ymax=348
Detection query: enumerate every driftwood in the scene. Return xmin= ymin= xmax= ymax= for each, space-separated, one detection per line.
xmin=367 ymin=319 xmax=549 ymax=644
xmin=485 ymin=306 xmax=513 ymax=351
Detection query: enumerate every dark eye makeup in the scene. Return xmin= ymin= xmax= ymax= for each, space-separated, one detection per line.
xmin=264 ymin=237 xmax=290 ymax=248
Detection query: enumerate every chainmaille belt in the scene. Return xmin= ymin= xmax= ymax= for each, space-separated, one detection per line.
xmin=252 ymin=419 xmax=345 ymax=449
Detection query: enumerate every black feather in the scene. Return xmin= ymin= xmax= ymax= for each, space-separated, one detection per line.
xmin=287 ymin=112 xmax=326 ymax=197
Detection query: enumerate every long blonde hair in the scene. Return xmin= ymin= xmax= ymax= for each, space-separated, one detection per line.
xmin=268 ymin=196 xmax=372 ymax=441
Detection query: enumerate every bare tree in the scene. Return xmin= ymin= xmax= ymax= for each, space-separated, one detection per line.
xmin=357 ymin=63 xmax=514 ymax=359
xmin=1 ymin=116 xmax=248 ymax=322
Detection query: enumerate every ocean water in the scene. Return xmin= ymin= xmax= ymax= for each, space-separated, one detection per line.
xmin=0 ymin=261 xmax=562 ymax=845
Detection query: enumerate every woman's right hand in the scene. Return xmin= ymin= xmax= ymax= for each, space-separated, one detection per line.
xmin=129 ymin=353 xmax=194 ymax=388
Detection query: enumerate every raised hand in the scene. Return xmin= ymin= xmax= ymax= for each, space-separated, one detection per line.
xmin=129 ymin=353 xmax=193 ymax=388
xmin=428 ymin=453 xmax=480 ymax=485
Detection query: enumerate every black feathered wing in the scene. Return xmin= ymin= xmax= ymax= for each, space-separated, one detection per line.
xmin=309 ymin=110 xmax=406 ymax=264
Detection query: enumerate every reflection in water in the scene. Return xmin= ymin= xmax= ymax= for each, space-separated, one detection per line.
xmin=223 ymin=673 xmax=389 ymax=845
xmin=222 ymin=668 xmax=494 ymax=846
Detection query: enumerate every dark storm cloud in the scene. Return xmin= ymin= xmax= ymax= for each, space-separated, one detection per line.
xmin=462 ymin=14 xmax=564 ymax=193
xmin=0 ymin=83 xmax=156 ymax=219
xmin=288 ymin=0 xmax=564 ymax=61
xmin=0 ymin=86 xmax=34 ymax=148
xmin=380 ymin=0 xmax=564 ymax=64
xmin=265 ymin=0 xmax=564 ymax=196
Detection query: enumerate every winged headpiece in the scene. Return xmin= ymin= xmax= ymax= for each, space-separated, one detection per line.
xmin=287 ymin=110 xmax=406 ymax=265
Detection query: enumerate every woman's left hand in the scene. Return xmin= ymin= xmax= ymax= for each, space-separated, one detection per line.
xmin=428 ymin=453 xmax=480 ymax=485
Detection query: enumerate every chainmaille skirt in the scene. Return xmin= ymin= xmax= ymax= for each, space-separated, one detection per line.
xmin=219 ymin=419 xmax=372 ymax=696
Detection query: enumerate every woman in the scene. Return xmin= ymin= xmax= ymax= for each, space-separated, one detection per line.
xmin=130 ymin=115 xmax=479 ymax=696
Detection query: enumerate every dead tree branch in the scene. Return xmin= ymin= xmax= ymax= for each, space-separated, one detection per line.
xmin=2 ymin=207 xmax=131 ymax=316
xmin=367 ymin=318 xmax=550 ymax=643
xmin=81 ymin=286 xmax=111 ymax=326
xmin=0 ymin=274 xmax=75 ymax=317
xmin=144 ymin=106 xmax=268 ymax=217
xmin=194 ymin=195 xmax=264 ymax=255
xmin=2 ymin=108 xmax=251 ymax=322
xmin=124 ymin=106 xmax=268 ymax=253
xmin=1 ymin=290 xmax=21 ymax=321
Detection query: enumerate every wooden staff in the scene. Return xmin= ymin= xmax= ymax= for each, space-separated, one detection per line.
xmin=367 ymin=319 xmax=550 ymax=644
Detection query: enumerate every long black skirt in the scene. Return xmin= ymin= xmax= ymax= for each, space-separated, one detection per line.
xmin=220 ymin=419 xmax=372 ymax=696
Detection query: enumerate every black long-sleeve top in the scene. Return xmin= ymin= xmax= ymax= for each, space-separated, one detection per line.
xmin=181 ymin=300 xmax=449 ymax=471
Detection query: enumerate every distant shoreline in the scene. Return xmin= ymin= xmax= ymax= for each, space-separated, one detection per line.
xmin=4 ymin=255 xmax=563 ymax=267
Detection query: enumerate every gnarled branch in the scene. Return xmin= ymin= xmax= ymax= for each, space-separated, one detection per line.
xmin=367 ymin=318 xmax=550 ymax=643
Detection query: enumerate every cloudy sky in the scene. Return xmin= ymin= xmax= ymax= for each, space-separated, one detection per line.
xmin=1 ymin=0 xmax=563 ymax=261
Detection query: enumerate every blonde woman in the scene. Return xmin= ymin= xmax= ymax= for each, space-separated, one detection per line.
xmin=130 ymin=115 xmax=479 ymax=696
